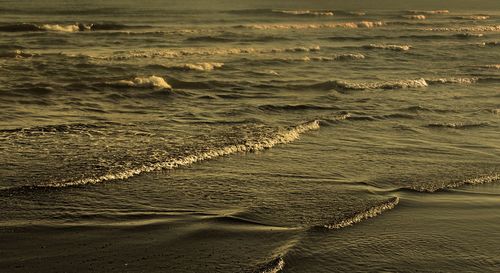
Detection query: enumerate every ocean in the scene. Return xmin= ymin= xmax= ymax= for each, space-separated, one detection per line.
xmin=0 ymin=1 xmax=499 ymax=272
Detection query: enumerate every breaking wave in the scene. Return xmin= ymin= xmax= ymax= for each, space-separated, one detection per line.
xmin=236 ymin=21 xmax=384 ymax=30
xmin=407 ymin=10 xmax=449 ymax=15
xmin=0 ymin=22 xmax=137 ymax=32
xmin=169 ymin=62 xmax=224 ymax=72
xmin=10 ymin=120 xmax=321 ymax=189
xmin=272 ymin=10 xmax=334 ymax=16
xmin=0 ymin=49 xmax=35 ymax=58
xmin=363 ymin=44 xmax=412 ymax=51
xmin=426 ymin=121 xmax=490 ymax=129
xmin=426 ymin=77 xmax=478 ymax=84
xmin=317 ymin=197 xmax=399 ymax=230
xmin=109 ymin=76 xmax=172 ymax=90
xmin=424 ymin=25 xmax=500 ymax=32
xmin=408 ymin=174 xmax=500 ymax=193
xmin=95 ymin=45 xmax=321 ymax=60
xmin=403 ymin=15 xmax=426 ymax=20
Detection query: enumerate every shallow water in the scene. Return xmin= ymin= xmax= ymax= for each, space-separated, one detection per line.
xmin=0 ymin=1 xmax=499 ymax=272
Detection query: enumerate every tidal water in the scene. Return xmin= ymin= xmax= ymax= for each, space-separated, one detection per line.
xmin=0 ymin=1 xmax=499 ymax=272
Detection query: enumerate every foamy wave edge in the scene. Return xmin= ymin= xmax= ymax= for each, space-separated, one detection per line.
xmin=33 ymin=120 xmax=323 ymax=188
xmin=318 ymin=197 xmax=399 ymax=230
xmin=409 ymin=174 xmax=500 ymax=193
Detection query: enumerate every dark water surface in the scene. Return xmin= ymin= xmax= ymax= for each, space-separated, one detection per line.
xmin=0 ymin=1 xmax=499 ymax=272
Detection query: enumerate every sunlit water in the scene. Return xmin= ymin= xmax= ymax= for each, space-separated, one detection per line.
xmin=0 ymin=1 xmax=499 ymax=272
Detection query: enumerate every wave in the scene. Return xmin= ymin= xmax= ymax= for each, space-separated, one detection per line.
xmin=478 ymin=41 xmax=499 ymax=47
xmin=262 ymin=53 xmax=364 ymax=63
xmin=322 ymin=78 xmax=428 ymax=91
xmin=0 ymin=22 xmax=141 ymax=32
xmin=256 ymin=256 xmax=285 ymax=273
xmin=109 ymin=76 xmax=172 ymax=90
xmin=271 ymin=10 xmax=334 ymax=16
xmin=407 ymin=10 xmax=449 ymax=15
xmin=426 ymin=121 xmax=490 ymax=129
xmin=166 ymin=62 xmax=224 ymax=72
xmin=0 ymin=49 xmax=35 ymax=58
xmin=10 ymin=120 xmax=321 ymax=189
xmin=424 ymin=25 xmax=500 ymax=32
xmin=408 ymin=174 xmax=500 ymax=193
xmin=455 ymin=33 xmax=484 ymax=38
xmin=97 ymin=45 xmax=321 ymax=60
xmin=458 ymin=15 xmax=490 ymax=20
xmin=258 ymin=104 xmax=340 ymax=112
xmin=235 ymin=21 xmax=384 ymax=30
xmin=0 ymin=122 xmax=106 ymax=135
xmin=363 ymin=44 xmax=412 ymax=51
xmin=479 ymin=64 xmax=500 ymax=69
xmin=426 ymin=77 xmax=478 ymax=85
xmin=403 ymin=15 xmax=426 ymax=20
xmin=317 ymin=197 xmax=399 ymax=230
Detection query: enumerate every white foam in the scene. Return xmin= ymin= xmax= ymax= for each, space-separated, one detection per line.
xmin=411 ymin=174 xmax=500 ymax=192
xmin=425 ymin=25 xmax=500 ymax=32
xmin=364 ymin=44 xmax=412 ymax=51
xmin=460 ymin=15 xmax=490 ymax=20
xmin=427 ymin=77 xmax=478 ymax=84
xmin=180 ymin=62 xmax=224 ymax=71
xmin=274 ymin=10 xmax=334 ymax=16
xmin=334 ymin=78 xmax=428 ymax=90
xmin=239 ymin=21 xmax=384 ymax=30
xmin=403 ymin=15 xmax=426 ymax=20
xmin=114 ymin=75 xmax=172 ymax=90
xmin=481 ymin=64 xmax=500 ymax=69
xmin=41 ymin=24 xmax=80 ymax=32
xmin=322 ymin=197 xmax=399 ymax=230
xmin=408 ymin=10 xmax=449 ymax=15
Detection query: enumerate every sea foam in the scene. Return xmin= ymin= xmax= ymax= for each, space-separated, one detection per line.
xmin=113 ymin=76 xmax=172 ymax=90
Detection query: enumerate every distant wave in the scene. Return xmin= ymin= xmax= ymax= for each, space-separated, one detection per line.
xmin=479 ymin=64 xmax=500 ymax=69
xmin=262 ymin=53 xmax=364 ymax=63
xmin=109 ymin=76 xmax=172 ymax=90
xmin=426 ymin=77 xmax=478 ymax=85
xmin=272 ymin=10 xmax=334 ymax=16
xmin=235 ymin=21 xmax=384 ymax=30
xmin=0 ymin=23 xmax=142 ymax=32
xmin=10 ymin=120 xmax=321 ymax=189
xmin=0 ymin=49 xmax=35 ymax=58
xmin=457 ymin=15 xmax=490 ymax=20
xmin=407 ymin=10 xmax=449 ymax=15
xmin=317 ymin=197 xmax=399 ymax=230
xmin=403 ymin=15 xmax=426 ymax=20
xmin=408 ymin=174 xmax=500 ymax=193
xmin=424 ymin=25 xmax=500 ymax=32
xmin=305 ymin=76 xmax=486 ymax=91
xmin=426 ymin=121 xmax=490 ymax=129
xmin=478 ymin=41 xmax=499 ymax=47
xmin=97 ymin=45 xmax=322 ymax=60
xmin=363 ymin=44 xmax=412 ymax=51
xmin=165 ymin=62 xmax=224 ymax=72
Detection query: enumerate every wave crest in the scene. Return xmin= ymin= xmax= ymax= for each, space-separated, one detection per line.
xmin=319 ymin=197 xmax=399 ymax=230
xmin=364 ymin=44 xmax=412 ymax=51
xmin=111 ymin=76 xmax=172 ymax=90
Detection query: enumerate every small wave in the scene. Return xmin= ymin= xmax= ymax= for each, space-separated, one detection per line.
xmin=408 ymin=174 xmax=500 ymax=193
xmin=492 ymin=109 xmax=500 ymax=114
xmin=479 ymin=64 xmax=500 ymax=69
xmin=363 ymin=44 xmax=412 ymax=51
xmin=0 ymin=123 xmax=105 ymax=135
xmin=458 ymin=15 xmax=490 ymax=20
xmin=407 ymin=10 xmax=449 ymax=15
xmin=403 ymin=15 xmax=426 ymax=20
xmin=0 ymin=49 xmax=34 ymax=58
xmin=0 ymin=22 xmax=140 ymax=32
xmin=272 ymin=10 xmax=334 ymax=16
xmin=455 ymin=33 xmax=484 ymax=38
xmin=110 ymin=76 xmax=172 ymax=90
xmin=258 ymin=104 xmax=339 ymax=112
xmin=426 ymin=77 xmax=478 ymax=85
xmin=98 ymin=45 xmax=322 ymax=60
xmin=478 ymin=41 xmax=499 ymax=47
xmin=318 ymin=197 xmax=399 ymax=230
xmin=170 ymin=62 xmax=224 ymax=72
xmin=236 ymin=21 xmax=384 ymax=30
xmin=18 ymin=120 xmax=321 ymax=188
xmin=330 ymin=78 xmax=428 ymax=91
xmin=426 ymin=121 xmax=489 ymax=129
xmin=255 ymin=256 xmax=285 ymax=273
xmin=424 ymin=25 xmax=500 ymax=32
